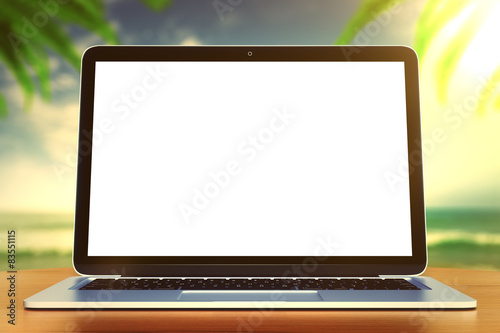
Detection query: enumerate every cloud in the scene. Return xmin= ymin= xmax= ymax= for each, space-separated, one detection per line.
xmin=180 ymin=35 xmax=202 ymax=45
xmin=49 ymin=56 xmax=61 ymax=72
xmin=76 ymin=33 xmax=107 ymax=53
xmin=52 ymin=72 xmax=79 ymax=92
xmin=0 ymin=90 xmax=79 ymax=212
xmin=0 ymin=156 xmax=76 ymax=212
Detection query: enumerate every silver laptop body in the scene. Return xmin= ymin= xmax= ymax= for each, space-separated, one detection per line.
xmin=25 ymin=46 xmax=476 ymax=309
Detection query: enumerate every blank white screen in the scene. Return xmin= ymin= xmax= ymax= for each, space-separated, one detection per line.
xmin=88 ymin=61 xmax=412 ymax=256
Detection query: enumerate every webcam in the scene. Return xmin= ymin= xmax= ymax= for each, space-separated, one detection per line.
xmin=247 ymin=51 xmax=253 ymax=56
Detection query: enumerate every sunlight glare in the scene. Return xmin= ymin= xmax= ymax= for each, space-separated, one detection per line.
xmin=458 ymin=2 xmax=500 ymax=76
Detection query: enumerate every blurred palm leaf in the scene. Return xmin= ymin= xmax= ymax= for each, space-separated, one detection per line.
xmin=431 ymin=1 xmax=493 ymax=103
xmin=141 ymin=0 xmax=173 ymax=11
xmin=0 ymin=23 xmax=36 ymax=111
xmin=335 ymin=0 xmax=500 ymax=113
xmin=478 ymin=63 xmax=500 ymax=115
xmin=495 ymin=95 xmax=500 ymax=110
xmin=335 ymin=0 xmax=407 ymax=45
xmin=413 ymin=0 xmax=470 ymax=62
xmin=0 ymin=0 xmax=172 ymax=118
xmin=0 ymin=0 xmax=116 ymax=114
xmin=0 ymin=95 xmax=7 ymax=119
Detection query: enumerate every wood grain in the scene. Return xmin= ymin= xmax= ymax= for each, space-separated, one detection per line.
xmin=1 ymin=267 xmax=499 ymax=332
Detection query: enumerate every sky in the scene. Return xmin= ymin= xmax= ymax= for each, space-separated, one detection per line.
xmin=0 ymin=0 xmax=499 ymax=212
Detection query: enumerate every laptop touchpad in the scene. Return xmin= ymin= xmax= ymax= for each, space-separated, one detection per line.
xmin=178 ymin=291 xmax=323 ymax=302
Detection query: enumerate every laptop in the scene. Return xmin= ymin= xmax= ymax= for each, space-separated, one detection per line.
xmin=24 ymin=45 xmax=476 ymax=309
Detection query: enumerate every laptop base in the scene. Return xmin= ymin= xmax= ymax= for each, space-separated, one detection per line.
xmin=24 ymin=276 xmax=476 ymax=309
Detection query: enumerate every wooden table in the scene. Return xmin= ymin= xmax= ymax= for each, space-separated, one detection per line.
xmin=1 ymin=267 xmax=499 ymax=332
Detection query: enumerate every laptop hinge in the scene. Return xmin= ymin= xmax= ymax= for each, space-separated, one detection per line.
xmin=82 ymin=275 xmax=121 ymax=278
xmin=378 ymin=275 xmax=414 ymax=278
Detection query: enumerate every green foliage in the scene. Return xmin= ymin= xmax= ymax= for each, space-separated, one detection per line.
xmin=432 ymin=2 xmax=493 ymax=103
xmin=495 ymin=95 xmax=500 ymax=110
xmin=141 ymin=0 xmax=173 ymax=12
xmin=0 ymin=95 xmax=7 ymax=119
xmin=335 ymin=0 xmax=407 ymax=45
xmin=0 ymin=0 xmax=116 ymax=115
xmin=478 ymin=63 xmax=500 ymax=114
xmin=413 ymin=0 xmax=470 ymax=62
xmin=0 ymin=0 xmax=172 ymax=118
xmin=335 ymin=0 xmax=500 ymax=113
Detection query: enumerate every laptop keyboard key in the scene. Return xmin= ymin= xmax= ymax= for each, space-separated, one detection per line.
xmin=79 ymin=278 xmax=421 ymax=291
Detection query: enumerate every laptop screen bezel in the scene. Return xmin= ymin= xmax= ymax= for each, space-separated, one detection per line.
xmin=73 ymin=46 xmax=426 ymax=277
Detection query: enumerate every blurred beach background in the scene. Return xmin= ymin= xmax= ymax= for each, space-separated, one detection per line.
xmin=0 ymin=0 xmax=499 ymax=271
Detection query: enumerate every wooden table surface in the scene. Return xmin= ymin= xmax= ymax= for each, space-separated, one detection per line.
xmin=1 ymin=267 xmax=499 ymax=332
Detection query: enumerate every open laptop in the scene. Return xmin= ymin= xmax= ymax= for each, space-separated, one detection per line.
xmin=24 ymin=45 xmax=476 ymax=309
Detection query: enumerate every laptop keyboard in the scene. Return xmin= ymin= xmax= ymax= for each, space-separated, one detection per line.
xmin=79 ymin=278 xmax=420 ymax=291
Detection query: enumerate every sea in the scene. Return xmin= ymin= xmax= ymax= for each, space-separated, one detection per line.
xmin=1 ymin=208 xmax=499 ymax=270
